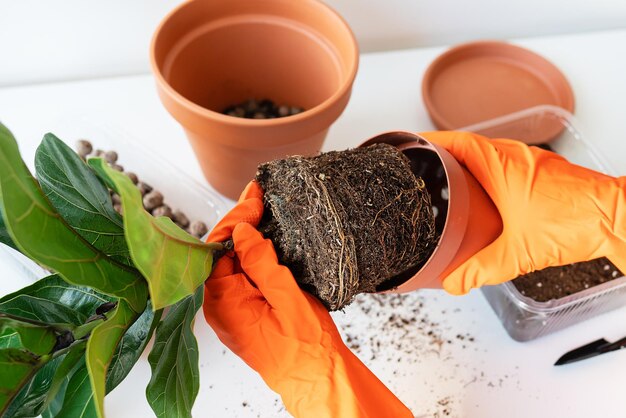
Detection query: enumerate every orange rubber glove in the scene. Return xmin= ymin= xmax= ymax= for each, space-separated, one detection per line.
xmin=203 ymin=182 xmax=413 ymax=418
xmin=421 ymin=131 xmax=626 ymax=295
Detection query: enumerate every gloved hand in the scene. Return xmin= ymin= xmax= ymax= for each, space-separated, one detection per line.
xmin=203 ymin=181 xmax=412 ymax=418
xmin=421 ymin=131 xmax=626 ymax=295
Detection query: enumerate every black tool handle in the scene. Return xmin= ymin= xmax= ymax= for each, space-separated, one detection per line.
xmin=600 ymin=336 xmax=626 ymax=353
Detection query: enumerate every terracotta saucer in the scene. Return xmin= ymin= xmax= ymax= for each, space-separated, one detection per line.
xmin=422 ymin=41 xmax=575 ymax=143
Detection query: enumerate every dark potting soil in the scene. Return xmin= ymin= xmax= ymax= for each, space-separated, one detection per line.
xmin=257 ymin=143 xmax=438 ymax=311
xmin=223 ymin=98 xmax=303 ymax=119
xmin=513 ymin=257 xmax=624 ymax=302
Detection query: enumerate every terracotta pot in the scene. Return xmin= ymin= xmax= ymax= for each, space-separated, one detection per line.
xmin=360 ymin=132 xmax=503 ymax=292
xmin=150 ymin=0 xmax=359 ymax=199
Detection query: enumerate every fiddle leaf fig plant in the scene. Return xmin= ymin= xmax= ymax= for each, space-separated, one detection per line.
xmin=35 ymin=133 xmax=133 ymax=266
xmin=0 ymin=126 xmax=147 ymax=313
xmin=88 ymin=159 xmax=219 ymax=310
xmin=0 ymin=123 xmax=220 ymax=418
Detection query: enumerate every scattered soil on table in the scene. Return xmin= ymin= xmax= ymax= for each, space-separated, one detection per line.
xmin=340 ymin=294 xmax=473 ymax=361
xmin=213 ymin=289 xmax=517 ymax=417
xmin=513 ymin=257 xmax=623 ymax=302
xmin=257 ymin=143 xmax=438 ymax=310
xmin=333 ymin=292 xmax=515 ymax=418
xmin=435 ymin=396 xmax=453 ymax=417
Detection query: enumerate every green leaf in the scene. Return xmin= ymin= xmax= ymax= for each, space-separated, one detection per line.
xmin=0 ymin=325 xmax=22 ymax=349
xmin=89 ymin=158 xmax=218 ymax=310
xmin=46 ymin=307 xmax=155 ymax=418
xmin=0 ymin=275 xmax=110 ymax=326
xmin=0 ymin=348 xmax=45 ymax=415
xmin=146 ymin=286 xmax=203 ymax=418
xmin=0 ymin=205 xmax=18 ymax=251
xmin=35 ymin=134 xmax=132 ymax=266
xmin=0 ymin=315 xmax=57 ymax=357
xmin=0 ymin=275 xmax=98 ymax=418
xmin=2 ymin=276 xmax=156 ymax=417
xmin=44 ymin=342 xmax=85 ymax=409
xmin=0 ymin=313 xmax=61 ymax=415
xmin=0 ymin=124 xmax=147 ymax=312
xmin=86 ymin=300 xmax=138 ymax=418
xmin=41 ymin=380 xmax=66 ymax=418
xmin=4 ymin=355 xmax=65 ymax=418
xmin=5 ymin=340 xmax=86 ymax=418
xmin=106 ymin=302 xmax=161 ymax=393
xmin=0 ymin=336 xmax=19 ymax=350
xmin=55 ymin=359 xmax=97 ymax=418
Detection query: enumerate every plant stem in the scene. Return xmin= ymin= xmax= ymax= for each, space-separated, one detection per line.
xmin=36 ymin=339 xmax=86 ymax=370
xmin=207 ymin=242 xmax=225 ymax=251
xmin=73 ymin=317 xmax=106 ymax=340
xmin=50 ymin=339 xmax=86 ymax=361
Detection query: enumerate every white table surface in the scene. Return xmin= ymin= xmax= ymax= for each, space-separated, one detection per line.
xmin=1 ymin=29 xmax=625 ymax=418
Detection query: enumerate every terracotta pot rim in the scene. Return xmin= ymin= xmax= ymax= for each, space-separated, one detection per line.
xmin=150 ymin=0 xmax=359 ymax=129
xmin=392 ymin=138 xmax=469 ymax=291
xmin=421 ymin=40 xmax=575 ymax=131
xmin=359 ymin=131 xmax=470 ymax=292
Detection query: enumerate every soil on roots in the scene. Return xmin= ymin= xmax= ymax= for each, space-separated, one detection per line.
xmin=257 ymin=143 xmax=438 ymax=310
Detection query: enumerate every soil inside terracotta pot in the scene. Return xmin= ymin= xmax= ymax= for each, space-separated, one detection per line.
xmin=223 ymin=98 xmax=304 ymax=119
xmin=512 ymin=257 xmax=623 ymax=302
xmin=256 ymin=143 xmax=438 ymax=311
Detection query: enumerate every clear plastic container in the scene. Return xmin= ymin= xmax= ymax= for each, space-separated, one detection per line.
xmin=2 ymin=119 xmax=227 ymax=281
xmin=461 ymin=105 xmax=626 ymax=341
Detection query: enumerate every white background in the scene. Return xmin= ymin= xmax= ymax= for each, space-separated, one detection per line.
xmin=1 ymin=1 xmax=626 ymax=418
xmin=1 ymin=0 xmax=626 ymax=86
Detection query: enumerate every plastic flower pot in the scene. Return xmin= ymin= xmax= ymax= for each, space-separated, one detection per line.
xmin=150 ymin=0 xmax=359 ymax=199
xmin=360 ymin=131 xmax=503 ymax=292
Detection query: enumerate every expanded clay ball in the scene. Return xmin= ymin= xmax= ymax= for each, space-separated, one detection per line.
xmin=137 ymin=182 xmax=152 ymax=196
xmin=76 ymin=139 xmax=93 ymax=157
xmin=173 ymin=210 xmax=190 ymax=228
xmin=230 ymin=107 xmax=246 ymax=118
xmin=152 ymin=205 xmax=172 ymax=218
xmin=104 ymin=150 xmax=118 ymax=164
xmin=278 ymin=105 xmax=290 ymax=117
xmin=289 ymin=106 xmax=303 ymax=115
xmin=143 ymin=191 xmax=163 ymax=211
xmin=125 ymin=172 xmax=139 ymax=185
xmin=223 ymin=98 xmax=305 ymax=119
xmin=244 ymin=99 xmax=259 ymax=113
xmin=189 ymin=221 xmax=208 ymax=238
xmin=74 ymin=140 xmax=208 ymax=242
